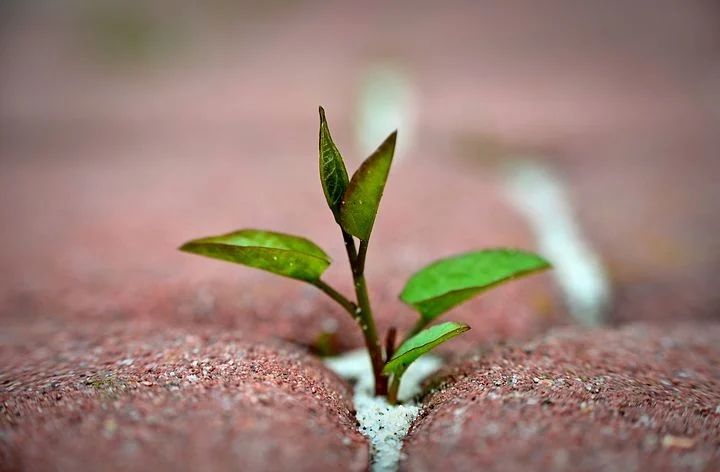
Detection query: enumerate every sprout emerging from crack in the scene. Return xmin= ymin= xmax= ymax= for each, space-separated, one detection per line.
xmin=179 ymin=107 xmax=551 ymax=404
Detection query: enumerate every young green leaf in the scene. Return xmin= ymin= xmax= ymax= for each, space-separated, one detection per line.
xmin=383 ymin=321 xmax=470 ymax=377
xmin=319 ymin=106 xmax=349 ymax=219
xmin=400 ymin=249 xmax=551 ymax=321
xmin=179 ymin=229 xmax=331 ymax=282
xmin=339 ymin=131 xmax=397 ymax=240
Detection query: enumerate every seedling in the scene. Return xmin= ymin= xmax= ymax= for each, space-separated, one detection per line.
xmin=180 ymin=107 xmax=551 ymax=404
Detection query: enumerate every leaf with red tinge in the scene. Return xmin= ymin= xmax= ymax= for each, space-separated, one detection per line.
xmin=318 ymin=106 xmax=349 ymax=221
xmin=339 ymin=131 xmax=397 ymax=240
xmin=179 ymin=229 xmax=331 ymax=283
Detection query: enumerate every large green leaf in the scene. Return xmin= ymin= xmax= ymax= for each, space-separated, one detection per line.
xmin=318 ymin=106 xmax=349 ymax=220
xmin=400 ymin=249 xmax=551 ymax=321
xmin=179 ymin=229 xmax=331 ymax=282
xmin=383 ymin=321 xmax=470 ymax=377
xmin=339 ymin=131 xmax=397 ymax=240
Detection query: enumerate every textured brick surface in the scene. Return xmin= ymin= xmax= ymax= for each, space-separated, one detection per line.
xmin=401 ymin=324 xmax=720 ymax=472
xmin=2 ymin=1 xmax=720 ymax=471
xmin=0 ymin=322 xmax=367 ymax=472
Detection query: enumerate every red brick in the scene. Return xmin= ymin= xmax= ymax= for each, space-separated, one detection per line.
xmin=401 ymin=324 xmax=720 ymax=472
xmin=0 ymin=323 xmax=367 ymax=472
xmin=557 ymin=140 xmax=720 ymax=324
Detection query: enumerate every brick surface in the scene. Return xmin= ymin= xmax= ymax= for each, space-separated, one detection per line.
xmin=557 ymin=144 xmax=720 ymax=324
xmin=2 ymin=1 xmax=720 ymax=471
xmin=401 ymin=324 xmax=720 ymax=472
xmin=0 ymin=322 xmax=367 ymax=472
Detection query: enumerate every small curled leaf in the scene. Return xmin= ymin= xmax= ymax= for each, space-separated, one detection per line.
xmin=339 ymin=131 xmax=397 ymax=240
xmin=400 ymin=249 xmax=551 ymax=321
xmin=179 ymin=229 xmax=331 ymax=283
xmin=319 ymin=106 xmax=349 ymax=220
xmin=383 ymin=321 xmax=470 ymax=377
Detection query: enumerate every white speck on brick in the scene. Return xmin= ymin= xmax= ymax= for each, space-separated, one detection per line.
xmin=637 ymin=414 xmax=653 ymax=428
xmin=447 ymin=406 xmax=467 ymax=441
xmin=504 ymin=160 xmax=612 ymax=326
xmin=325 ymin=349 xmax=442 ymax=472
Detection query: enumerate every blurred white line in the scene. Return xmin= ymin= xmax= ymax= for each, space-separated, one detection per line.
xmin=504 ymin=161 xmax=612 ymax=325
xmin=355 ymin=61 xmax=416 ymax=164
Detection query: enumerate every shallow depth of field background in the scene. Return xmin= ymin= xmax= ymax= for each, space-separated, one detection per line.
xmin=1 ymin=0 xmax=719 ymax=326
xmin=2 ymin=1 xmax=718 ymax=157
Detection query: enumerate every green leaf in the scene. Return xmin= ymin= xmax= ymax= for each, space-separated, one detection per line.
xmin=319 ymin=106 xmax=349 ymax=219
xmin=400 ymin=249 xmax=551 ymax=321
xmin=383 ymin=321 xmax=470 ymax=376
xmin=179 ymin=229 xmax=331 ymax=282
xmin=339 ymin=131 xmax=397 ymax=240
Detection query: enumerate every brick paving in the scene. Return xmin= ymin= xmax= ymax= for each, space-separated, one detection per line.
xmin=1 ymin=322 xmax=366 ymax=472
xmin=401 ymin=324 xmax=720 ymax=472
xmin=2 ymin=1 xmax=720 ymax=471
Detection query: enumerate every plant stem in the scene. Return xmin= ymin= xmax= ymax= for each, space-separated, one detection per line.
xmin=312 ymin=279 xmax=357 ymax=317
xmin=345 ymin=234 xmax=387 ymax=396
xmin=356 ymin=236 xmax=369 ymax=274
xmin=387 ymin=374 xmax=400 ymax=405
xmin=385 ymin=327 xmax=397 ymax=361
xmin=342 ymin=230 xmax=358 ymax=266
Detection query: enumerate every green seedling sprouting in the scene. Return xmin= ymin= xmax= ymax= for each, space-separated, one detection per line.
xmin=180 ymin=107 xmax=551 ymax=404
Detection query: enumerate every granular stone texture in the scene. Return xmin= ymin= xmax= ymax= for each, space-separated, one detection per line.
xmin=401 ymin=323 xmax=720 ymax=472
xmin=1 ymin=2 xmax=719 ymax=471
xmin=0 ymin=323 xmax=367 ymax=472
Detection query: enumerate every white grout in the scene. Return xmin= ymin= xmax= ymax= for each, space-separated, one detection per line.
xmin=325 ymin=349 xmax=442 ymax=472
xmin=503 ymin=160 xmax=612 ymax=326
xmin=355 ymin=61 xmax=416 ymax=164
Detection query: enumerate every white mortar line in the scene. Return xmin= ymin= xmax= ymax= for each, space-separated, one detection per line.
xmin=325 ymin=350 xmax=442 ymax=472
xmin=355 ymin=61 xmax=416 ymax=165
xmin=503 ymin=160 xmax=612 ymax=326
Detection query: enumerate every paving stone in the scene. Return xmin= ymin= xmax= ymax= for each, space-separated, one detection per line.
xmin=401 ymin=323 xmax=720 ymax=472
xmin=2 ymin=3 xmax=719 ymax=471
xmin=0 ymin=323 xmax=367 ymax=472
xmin=556 ymin=142 xmax=720 ymax=324
xmin=453 ymin=128 xmax=720 ymax=326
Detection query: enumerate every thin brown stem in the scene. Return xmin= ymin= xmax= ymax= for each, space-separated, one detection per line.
xmin=344 ymin=235 xmax=387 ymax=396
xmin=353 ymin=270 xmax=387 ymax=395
xmin=342 ymin=230 xmax=358 ymax=267
xmin=385 ymin=327 xmax=397 ymax=361
xmin=356 ymin=236 xmax=369 ymax=275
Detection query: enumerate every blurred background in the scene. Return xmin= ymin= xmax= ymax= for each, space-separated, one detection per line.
xmin=1 ymin=0 xmax=719 ymax=339
xmin=2 ymin=0 xmax=719 ymax=141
